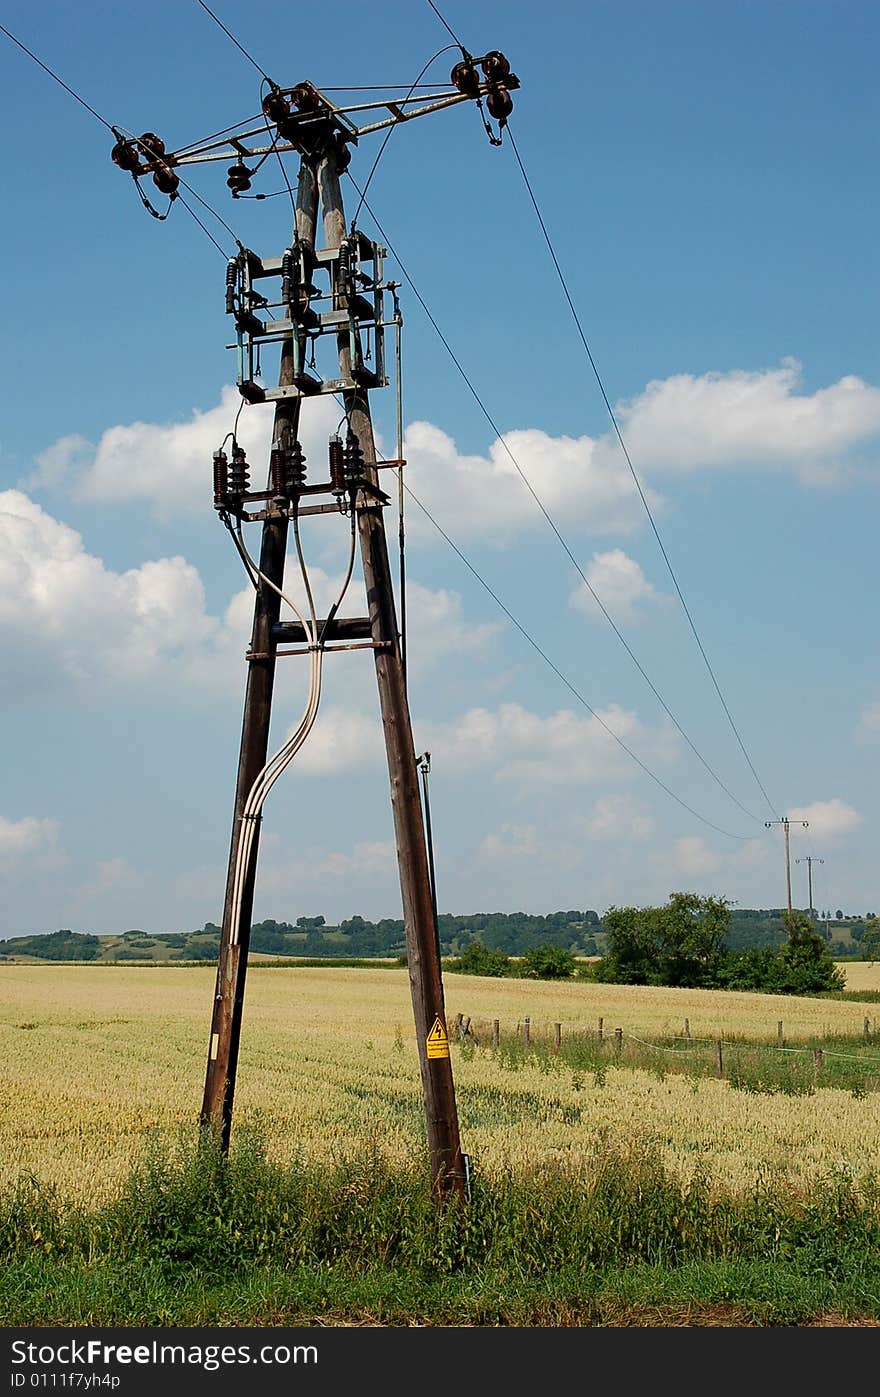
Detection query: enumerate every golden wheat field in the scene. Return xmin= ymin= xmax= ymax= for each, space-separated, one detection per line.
xmin=1 ymin=963 xmax=879 ymax=1204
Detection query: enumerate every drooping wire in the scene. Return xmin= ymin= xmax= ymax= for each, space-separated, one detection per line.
xmin=351 ymin=45 xmax=458 ymax=227
xmin=0 ymin=21 xmax=115 ymax=129
xmin=193 ymin=0 xmax=273 ymax=84
xmin=505 ymin=125 xmax=779 ymax=822
xmin=176 ymin=192 xmax=229 ymax=257
xmin=346 ymin=173 xmax=763 ymax=827
xmin=175 ymin=172 xmax=244 ymax=249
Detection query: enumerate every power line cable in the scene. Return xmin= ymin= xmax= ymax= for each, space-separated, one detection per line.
xmin=351 ymin=45 xmax=458 ymax=226
xmin=0 ymin=21 xmax=114 ymax=129
xmin=176 ymin=192 xmax=229 ymax=258
xmin=194 ymin=0 xmax=273 ymax=84
xmin=403 ymin=481 xmax=751 ymax=842
xmin=0 ymin=25 xmax=244 ymax=261
xmin=2 ymin=7 xmax=757 ymax=842
xmin=346 ymin=173 xmax=762 ymax=826
xmin=505 ymin=124 xmax=780 ymax=821
xmin=426 ymin=0 xmax=465 ymax=50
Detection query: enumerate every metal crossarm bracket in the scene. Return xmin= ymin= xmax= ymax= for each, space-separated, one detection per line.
xmin=226 ymin=233 xmax=388 ymax=401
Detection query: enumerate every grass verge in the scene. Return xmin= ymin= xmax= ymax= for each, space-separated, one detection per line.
xmin=2 ymin=1129 xmax=880 ymax=1327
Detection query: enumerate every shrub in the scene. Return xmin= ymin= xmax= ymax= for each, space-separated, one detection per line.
xmin=519 ymin=946 xmax=576 ymax=980
xmin=447 ymin=942 xmax=511 ymax=977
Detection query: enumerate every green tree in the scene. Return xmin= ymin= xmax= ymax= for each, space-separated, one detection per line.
xmin=775 ymin=911 xmax=845 ymax=993
xmin=862 ymin=926 xmax=880 ymax=963
xmin=598 ymin=892 xmax=731 ymax=987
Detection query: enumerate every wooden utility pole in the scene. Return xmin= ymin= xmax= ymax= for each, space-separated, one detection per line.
xmin=796 ymin=855 xmax=824 ymax=922
xmin=765 ymin=816 xmax=809 ymax=915
xmin=201 ymin=160 xmax=319 ymax=1151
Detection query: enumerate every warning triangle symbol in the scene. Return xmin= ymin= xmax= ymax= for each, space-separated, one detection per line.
xmin=427 ymin=1016 xmax=448 ymax=1043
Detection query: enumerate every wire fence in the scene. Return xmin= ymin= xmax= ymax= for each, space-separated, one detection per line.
xmin=447 ymin=1012 xmax=880 ymax=1090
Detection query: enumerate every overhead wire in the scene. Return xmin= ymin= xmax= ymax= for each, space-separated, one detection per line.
xmin=0 ymin=21 xmax=115 ymax=130
xmin=0 ymin=25 xmax=245 ymax=261
xmin=350 ymin=44 xmax=459 ymax=226
xmin=2 ymin=4 xmax=763 ymax=844
xmin=420 ymin=2 xmax=779 ymax=824
xmin=325 ymin=380 xmax=751 ymax=838
xmin=504 ymin=124 xmax=780 ymax=821
xmin=402 ymin=480 xmax=751 ymax=842
xmin=346 ymin=173 xmax=762 ymax=828
xmin=194 ymin=0 xmax=273 ymax=84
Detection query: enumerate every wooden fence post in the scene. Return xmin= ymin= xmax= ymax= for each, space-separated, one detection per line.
xmin=777 ymin=1021 xmax=784 ymax=1048
xmin=523 ymin=1016 xmax=531 ymax=1045
xmin=597 ymin=1017 xmax=604 ymax=1041
xmin=492 ymin=1019 xmax=500 ymax=1047
xmin=614 ymin=1027 xmax=622 ymax=1055
xmin=714 ymin=1039 xmax=724 ymax=1078
xmin=813 ymin=1047 xmax=823 ymax=1075
xmin=553 ymin=1022 xmax=562 ymax=1052
xmin=865 ymin=1016 xmax=871 ymax=1042
xmin=684 ymin=1018 xmax=690 ymax=1042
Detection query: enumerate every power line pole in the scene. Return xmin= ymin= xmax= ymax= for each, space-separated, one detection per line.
xmin=765 ymin=816 xmax=809 ymax=914
xmin=111 ymin=54 xmax=521 ymax=1199
xmin=796 ymin=855 xmax=824 ymax=922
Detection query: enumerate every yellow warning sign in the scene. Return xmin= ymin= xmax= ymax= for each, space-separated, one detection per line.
xmin=426 ymin=1016 xmax=450 ymax=1060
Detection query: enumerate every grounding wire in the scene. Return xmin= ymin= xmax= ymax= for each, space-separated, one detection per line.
xmin=505 ymin=123 xmax=779 ymax=822
xmin=346 ymin=173 xmax=763 ymax=827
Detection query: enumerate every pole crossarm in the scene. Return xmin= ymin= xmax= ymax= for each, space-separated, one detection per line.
xmin=109 ymin=53 xmax=519 ymax=192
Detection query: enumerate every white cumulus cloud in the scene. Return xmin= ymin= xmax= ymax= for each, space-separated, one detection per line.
xmin=585 ymin=795 xmax=655 ymax=841
xmin=0 ymin=489 xmax=250 ymax=700
xmin=617 ymin=359 xmax=880 ymax=484
xmin=786 ymin=799 xmax=861 ymax=839
xmin=570 ymin=549 xmax=663 ymax=624
xmin=0 ymin=815 xmax=61 ymax=862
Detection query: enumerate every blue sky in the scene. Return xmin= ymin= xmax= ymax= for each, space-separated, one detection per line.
xmin=1 ymin=1 xmax=878 ymax=936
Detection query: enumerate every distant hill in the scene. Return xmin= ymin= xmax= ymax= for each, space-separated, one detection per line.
xmin=0 ymin=909 xmax=872 ymax=964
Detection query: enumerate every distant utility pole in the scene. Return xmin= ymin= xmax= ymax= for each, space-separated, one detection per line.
xmin=795 ymin=855 xmax=824 ymax=922
xmin=765 ymin=817 xmax=809 ymax=914
xmin=110 ymin=49 xmax=519 ymax=1201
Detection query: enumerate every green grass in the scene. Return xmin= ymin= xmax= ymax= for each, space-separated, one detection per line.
xmin=2 ymin=1129 xmax=880 ymax=1326
xmin=466 ymin=1026 xmax=880 ymax=1098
